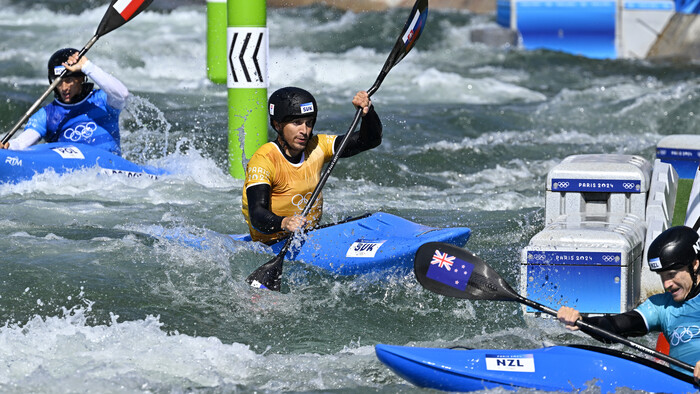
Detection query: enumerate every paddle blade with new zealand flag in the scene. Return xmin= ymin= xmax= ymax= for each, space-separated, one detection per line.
xmin=414 ymin=242 xmax=520 ymax=302
xmin=97 ymin=0 xmax=154 ymax=37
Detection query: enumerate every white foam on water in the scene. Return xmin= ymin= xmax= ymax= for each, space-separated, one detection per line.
xmin=269 ymin=46 xmax=381 ymax=93
xmin=0 ymin=144 xmax=237 ymax=203
xmin=102 ymin=9 xmax=209 ymax=92
xmin=0 ymin=305 xmax=257 ymax=390
xmin=418 ymin=129 xmax=542 ymax=152
xmin=0 ymin=303 xmax=386 ymax=392
xmin=0 ymin=4 xmax=209 ymax=93
xmin=330 ymin=172 xmax=546 ymax=213
xmin=534 ymin=78 xmax=700 ymax=134
xmin=269 ymin=7 xmax=360 ymax=37
xmin=268 ymin=50 xmax=549 ymax=106
xmin=410 ymin=68 xmax=548 ymax=104
xmin=416 ymin=128 xmax=662 ymax=157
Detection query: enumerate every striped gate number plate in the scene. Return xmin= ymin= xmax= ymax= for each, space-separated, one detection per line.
xmin=227 ymin=27 xmax=268 ymax=88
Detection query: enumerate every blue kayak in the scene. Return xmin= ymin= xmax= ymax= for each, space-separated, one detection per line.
xmin=375 ymin=343 xmax=697 ymax=392
xmin=153 ymin=212 xmax=472 ymax=276
xmin=0 ymin=142 xmax=167 ymax=183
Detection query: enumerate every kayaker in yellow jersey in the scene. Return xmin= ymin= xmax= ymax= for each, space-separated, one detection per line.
xmin=242 ymin=87 xmax=382 ymax=244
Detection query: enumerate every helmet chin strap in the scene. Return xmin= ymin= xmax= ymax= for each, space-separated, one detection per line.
xmin=272 ymin=121 xmax=290 ymax=153
xmin=275 ymin=132 xmax=290 ymax=154
xmin=273 ymin=121 xmax=313 ymax=161
xmin=686 ymin=261 xmax=700 ymax=301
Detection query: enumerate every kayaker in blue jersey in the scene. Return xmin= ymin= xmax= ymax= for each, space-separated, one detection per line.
xmin=0 ymin=48 xmax=128 ymax=155
xmin=557 ymin=225 xmax=700 ymax=382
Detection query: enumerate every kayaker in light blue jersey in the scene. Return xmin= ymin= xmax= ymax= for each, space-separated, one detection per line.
xmin=558 ymin=225 xmax=700 ymax=383
xmin=0 ymin=48 xmax=128 ymax=155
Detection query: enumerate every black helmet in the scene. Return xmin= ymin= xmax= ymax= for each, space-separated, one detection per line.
xmin=647 ymin=226 xmax=700 ymax=272
xmin=268 ymin=87 xmax=317 ymax=133
xmin=47 ymin=48 xmax=85 ymax=83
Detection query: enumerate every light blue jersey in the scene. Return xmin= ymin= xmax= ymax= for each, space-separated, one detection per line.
xmin=636 ymin=292 xmax=700 ymax=373
xmin=25 ymin=89 xmax=121 ymax=155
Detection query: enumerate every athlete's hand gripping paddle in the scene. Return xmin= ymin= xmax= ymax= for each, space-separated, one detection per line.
xmin=246 ymin=0 xmax=429 ymax=291
xmin=2 ymin=0 xmax=154 ymax=145
xmin=413 ymin=241 xmax=695 ymax=373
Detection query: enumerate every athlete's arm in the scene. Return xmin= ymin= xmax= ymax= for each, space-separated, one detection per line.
xmin=580 ymin=311 xmax=649 ymax=342
xmin=2 ymin=107 xmax=47 ymax=150
xmin=246 ymin=184 xmax=285 ymax=234
xmin=558 ymin=306 xmax=648 ymax=342
xmin=337 ymin=106 xmax=382 ymax=157
xmin=63 ymin=53 xmax=129 ymax=110
xmin=81 ymin=60 xmax=129 ymax=110
xmin=247 ymin=184 xmax=306 ymax=235
xmin=4 ymin=129 xmax=42 ymax=150
xmin=336 ymin=91 xmax=382 ymax=158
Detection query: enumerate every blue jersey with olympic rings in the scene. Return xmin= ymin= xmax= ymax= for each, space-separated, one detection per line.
xmin=636 ymin=292 xmax=700 ymax=374
xmin=25 ymin=89 xmax=121 ymax=155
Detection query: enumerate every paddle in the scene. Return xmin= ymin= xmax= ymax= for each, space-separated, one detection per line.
xmin=1 ymin=0 xmax=154 ymax=145
xmin=246 ymin=0 xmax=429 ymax=291
xmin=413 ymin=241 xmax=695 ymax=373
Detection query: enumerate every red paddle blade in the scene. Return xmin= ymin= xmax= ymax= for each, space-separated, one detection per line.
xmin=96 ymin=0 xmax=154 ymax=37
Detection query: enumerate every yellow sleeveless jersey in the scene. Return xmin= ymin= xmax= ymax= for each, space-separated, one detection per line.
xmin=242 ymin=134 xmax=337 ymax=243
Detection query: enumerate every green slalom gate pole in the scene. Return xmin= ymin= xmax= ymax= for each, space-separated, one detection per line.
xmin=206 ymin=0 xmax=227 ymax=84
xmin=227 ymin=0 xmax=268 ymax=179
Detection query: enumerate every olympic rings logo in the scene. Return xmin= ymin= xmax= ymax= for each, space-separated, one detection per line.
xmin=63 ymin=122 xmax=97 ymax=142
xmin=622 ymin=182 xmax=636 ymax=190
xmin=528 ymin=253 xmax=545 ymax=261
xmin=602 ymin=255 xmax=619 ymax=263
xmin=291 ymin=192 xmax=317 ymax=210
xmin=669 ymin=325 xmax=700 ymax=346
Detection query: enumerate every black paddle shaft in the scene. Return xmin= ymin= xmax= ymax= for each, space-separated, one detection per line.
xmin=414 ymin=242 xmax=695 ymax=373
xmin=246 ymin=0 xmax=429 ymax=291
xmin=519 ymin=293 xmax=694 ymax=372
xmin=2 ymin=0 xmax=154 ymax=144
